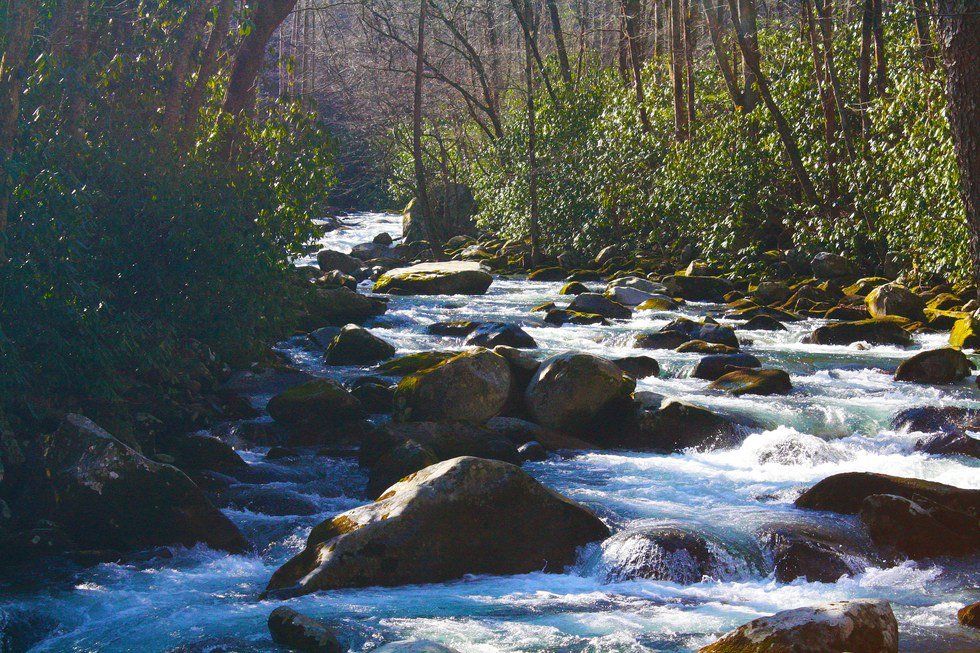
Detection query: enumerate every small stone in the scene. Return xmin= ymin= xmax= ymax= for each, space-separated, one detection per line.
xmin=268 ymin=607 xmax=344 ymax=653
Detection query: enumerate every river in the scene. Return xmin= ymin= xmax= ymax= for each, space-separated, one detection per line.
xmin=1 ymin=211 xmax=978 ymax=652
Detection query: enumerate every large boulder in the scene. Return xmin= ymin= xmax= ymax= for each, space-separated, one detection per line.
xmin=804 ymin=318 xmax=913 ymax=346
xmin=959 ymin=603 xmax=980 ymax=629
xmin=325 ymin=325 xmax=397 ymax=365
xmin=914 ymin=430 xmax=980 ymax=458
xmin=612 ymin=356 xmax=660 ymax=379
xmin=567 ymin=293 xmax=632 ymax=319
xmin=606 ymin=286 xmax=674 ymax=307
xmin=267 ymin=607 xmax=343 ymax=653
xmin=892 ymin=405 xmax=980 ymax=433
xmin=316 ymin=249 xmax=362 ymax=275
xmin=393 ymin=349 xmax=512 ymax=423
xmin=601 ymin=525 xmax=745 ymax=584
xmin=464 ymin=322 xmax=537 ymax=349
xmin=661 ymin=275 xmax=733 ymax=302
xmin=264 ymin=457 xmax=609 ymax=596
xmin=709 ymin=369 xmax=792 ymax=396
xmin=755 ymin=522 xmax=866 ymax=583
xmin=866 ymin=282 xmax=926 ymax=320
xmin=267 ymin=379 xmax=365 ymax=429
xmin=691 ymin=353 xmax=762 ymax=381
xmin=795 ymin=472 xmax=980 ymax=515
xmin=302 ymin=287 xmax=387 ymax=328
xmin=949 ymin=315 xmax=980 ymax=349
xmin=894 ymin=347 xmax=972 ymax=384
xmin=661 ymin=317 xmax=739 ymax=348
xmin=374 ymin=262 xmax=492 ymax=295
xmin=608 ymin=400 xmax=749 ymax=452
xmin=859 ymin=493 xmax=979 ymax=559
xmin=403 ymin=183 xmax=477 ymax=245
xmin=28 ymin=414 xmax=247 ymax=554
xmin=698 ymin=600 xmax=898 ymax=653
xmin=810 ymin=252 xmax=857 ymax=279
xmin=524 ymin=353 xmax=635 ymax=431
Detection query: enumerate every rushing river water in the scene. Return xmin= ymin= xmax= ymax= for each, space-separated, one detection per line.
xmin=2 ymin=212 xmax=979 ymax=652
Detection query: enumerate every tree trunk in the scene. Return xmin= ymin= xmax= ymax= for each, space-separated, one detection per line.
xmin=736 ymin=0 xmax=760 ymax=112
xmin=871 ymin=0 xmax=886 ymax=97
xmin=219 ymin=0 xmax=299 ymax=160
xmin=935 ymin=0 xmax=980 ymax=298
xmin=726 ymin=0 xmax=820 ymax=207
xmin=413 ymin=0 xmax=433 ymax=237
xmin=683 ymin=0 xmax=696 ymax=129
xmin=162 ymin=3 xmax=212 ymax=135
xmin=815 ymin=0 xmax=857 ymax=158
xmin=911 ymin=0 xmax=934 ymax=74
xmin=181 ymin=0 xmax=235 ymax=145
xmin=545 ymin=0 xmax=572 ymax=84
xmin=670 ymin=0 xmax=688 ymax=140
xmin=0 ymin=0 xmax=40 ymax=260
xmin=700 ymin=0 xmax=744 ymax=110
xmin=621 ymin=0 xmax=652 ymax=132
xmin=523 ymin=0 xmax=542 ymax=265
xmin=859 ymin=0 xmax=872 ymax=136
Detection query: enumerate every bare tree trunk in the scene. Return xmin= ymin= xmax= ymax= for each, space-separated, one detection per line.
xmin=803 ymin=0 xmax=838 ymax=182
xmin=700 ymin=0 xmax=744 ymax=110
xmin=911 ymin=0 xmax=934 ymax=74
xmin=413 ymin=0 xmax=433 ymax=237
xmin=726 ymin=0 xmax=821 ymax=207
xmin=736 ymin=0 xmax=759 ymax=112
xmin=621 ymin=0 xmax=652 ymax=131
xmin=523 ymin=0 xmax=542 ymax=265
xmin=670 ymin=0 xmax=689 ymax=140
xmin=0 ymin=0 xmax=40 ymax=259
xmin=181 ymin=0 xmax=234 ymax=144
xmin=859 ymin=0 xmax=873 ymax=135
xmin=935 ymin=0 xmax=980 ymax=298
xmin=545 ymin=0 xmax=572 ymax=84
xmin=871 ymin=0 xmax=886 ymax=97
xmin=684 ymin=0 xmax=696 ymax=129
xmin=815 ymin=0 xmax=857 ymax=158
xmin=162 ymin=3 xmax=212 ymax=135
xmin=219 ymin=0 xmax=299 ymax=160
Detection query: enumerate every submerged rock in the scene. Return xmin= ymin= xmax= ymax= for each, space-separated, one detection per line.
xmin=393 ymin=349 xmax=512 ymax=423
xmin=804 ymin=318 xmax=913 ymax=346
xmin=894 ymin=347 xmax=972 ymax=384
xmin=374 ymin=262 xmax=492 ymax=295
xmin=325 ymin=324 xmax=397 ymax=365
xmin=28 ymin=414 xmax=247 ymax=554
xmin=698 ymin=600 xmax=898 ymax=653
xmin=601 ymin=525 xmax=748 ymax=584
xmin=264 ymin=457 xmax=609 ymax=596
xmin=524 ymin=353 xmax=635 ymax=431
xmin=268 ymin=607 xmax=343 ymax=653
xmin=709 ymin=368 xmax=792 ymax=396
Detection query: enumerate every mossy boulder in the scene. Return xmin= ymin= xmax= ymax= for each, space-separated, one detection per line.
xmin=709 ymin=368 xmax=792 ymax=396
xmin=267 ymin=379 xmax=365 ymax=428
xmin=661 ymin=317 xmax=739 ymax=348
xmin=804 ymin=318 xmax=913 ymax=346
xmin=692 ymin=353 xmax=762 ymax=380
xmin=525 ymin=353 xmax=635 ymax=431
xmin=264 ymin=457 xmax=610 ymax=596
xmin=425 ymin=320 xmax=479 ymax=336
xmin=567 ymin=293 xmax=632 ymax=319
xmin=302 ymin=286 xmax=387 ymax=328
xmin=325 ymin=324 xmax=397 ymax=365
xmin=698 ymin=600 xmax=897 ymax=653
xmin=843 ymin=277 xmax=890 ymax=297
xmin=660 ymin=275 xmax=733 ymax=302
xmin=949 ymin=315 xmax=980 ymax=349
xmin=675 ymin=340 xmax=738 ymax=354
xmin=377 ymin=351 xmax=458 ymax=376
xmin=894 ymin=348 xmax=972 ymax=384
xmin=559 ymin=281 xmax=589 ymax=295
xmin=544 ymin=309 xmax=608 ymax=326
xmin=464 ymin=322 xmax=537 ymax=349
xmin=374 ymin=262 xmax=492 ymax=295
xmin=865 ymin=282 xmax=926 ymax=320
xmin=959 ymin=603 xmax=980 ymax=629
xmin=316 ymin=248 xmax=362 ymax=275
xmin=393 ymin=349 xmax=512 ymax=423
xmin=927 ymin=292 xmax=963 ymax=311
xmin=527 ymin=266 xmax=566 ymax=281
xmin=635 ymin=296 xmax=679 ymax=311
xmin=635 ymin=330 xmax=692 ymax=350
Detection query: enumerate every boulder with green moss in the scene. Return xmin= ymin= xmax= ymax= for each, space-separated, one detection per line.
xmin=950 ymin=315 xmax=980 ymax=349
xmin=374 ymin=262 xmax=492 ymax=295
xmin=376 ymin=351 xmax=458 ymax=376
xmin=525 ymin=353 xmax=635 ymax=431
xmin=393 ymin=349 xmax=512 ymax=423
xmin=267 ymin=379 xmax=365 ymax=428
xmin=264 ymin=456 xmax=610 ymax=596
xmin=709 ymin=368 xmax=792 ymax=396
xmin=865 ymin=282 xmax=926 ymax=320
xmin=325 ymin=324 xmax=396 ymax=365
xmin=894 ymin=348 xmax=972 ymax=384
xmin=302 ymin=286 xmax=387 ymax=328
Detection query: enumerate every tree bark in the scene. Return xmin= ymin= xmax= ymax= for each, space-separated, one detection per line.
xmin=413 ymin=0 xmax=433 ymax=237
xmin=700 ymin=0 xmax=744 ymax=110
xmin=683 ymin=0 xmax=696 ymax=129
xmin=859 ymin=0 xmax=873 ymax=136
xmin=911 ymin=0 xmax=934 ymax=74
xmin=871 ymin=0 xmax=886 ymax=97
xmin=523 ymin=0 xmax=542 ymax=265
xmin=670 ymin=0 xmax=688 ymax=140
xmin=545 ymin=0 xmax=572 ymax=84
xmin=181 ymin=0 xmax=235 ymax=145
xmin=0 ymin=0 xmax=40 ymax=259
xmin=621 ymin=0 xmax=652 ymax=132
xmin=935 ymin=0 xmax=980 ymax=297
xmin=736 ymin=0 xmax=759 ymax=112
xmin=161 ymin=2 xmax=212 ymax=135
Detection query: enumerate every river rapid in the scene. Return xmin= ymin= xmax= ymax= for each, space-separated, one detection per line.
xmin=2 ymin=212 xmax=978 ymax=652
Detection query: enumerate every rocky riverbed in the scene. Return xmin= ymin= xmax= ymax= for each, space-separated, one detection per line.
xmin=1 ymin=211 xmax=978 ymax=652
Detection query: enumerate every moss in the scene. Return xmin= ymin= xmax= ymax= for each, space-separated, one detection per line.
xmin=377 ymin=351 xmax=458 ymax=375
xmin=636 ymin=297 xmax=676 ymax=311
xmin=949 ymin=316 xmax=980 ymax=349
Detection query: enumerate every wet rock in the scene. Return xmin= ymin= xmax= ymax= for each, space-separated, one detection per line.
xmin=544 ymin=309 xmax=608 ymax=326
xmin=309 ymin=326 xmax=343 ymax=348
xmin=377 ymin=351 xmax=458 ymax=376
xmin=222 ymin=486 xmax=319 ymax=516
xmin=367 ymin=439 xmax=440 ymax=499
xmin=349 ymin=380 xmax=395 ymax=414
xmin=709 ymin=369 xmax=792 ymax=396
xmin=892 ymin=405 xmax=980 ymax=433
xmin=374 ymin=642 xmax=460 ymax=653
xmin=518 ymin=441 xmax=548 ymax=462
xmin=425 ymin=320 xmax=479 ymax=336
xmin=264 ymin=457 xmax=610 ymax=596
xmin=740 ymin=315 xmax=786 ymax=331
xmin=166 ymin=433 xmax=248 ymax=475
xmin=660 ymin=275 xmax=733 ymax=302
xmin=374 ymin=232 xmax=394 ymax=245
xmin=844 ymin=277 xmax=890 ymax=297
xmin=958 ymin=602 xmax=980 ymax=629
xmin=393 ymin=349 xmax=512 ymax=423
xmin=860 ymin=493 xmax=979 ymax=559
xmin=602 ymin=525 xmax=744 ymax=584
xmin=303 ymin=287 xmax=387 ymax=328
xmin=351 ymin=241 xmax=394 ymax=261
xmin=810 ymin=252 xmax=856 ymax=279
xmin=27 ymin=414 xmax=247 ymax=554
xmin=613 ymin=356 xmax=660 ymax=379
xmin=376 ymin=422 xmax=521 ymax=468
xmin=559 ymin=281 xmax=589 ymax=295
xmin=316 ymin=249 xmax=362 ymax=275
xmin=464 ymin=322 xmax=537 ymax=349
xmin=567 ymin=293 xmax=632 ymax=319
xmin=795 ymin=472 xmax=980 ymax=515
xmin=894 ymin=347 xmax=972 ymax=384
xmin=675 ymin=340 xmax=737 ymax=354
xmin=267 ymin=379 xmax=364 ymax=429
xmin=268 ymin=607 xmax=343 ymax=653
xmin=749 ymin=281 xmax=793 ymax=305
xmin=949 ymin=315 xmax=980 ymax=349
xmin=315 ymin=270 xmax=357 ymax=290
xmin=691 ymin=353 xmax=762 ymax=381
xmin=595 ymin=245 xmax=621 ymax=266
xmin=698 ymin=600 xmax=898 ymax=653
xmin=265 ymin=446 xmax=299 ymax=460
xmin=610 ymin=400 xmax=748 ymax=452
xmin=635 ymin=296 xmax=680 ymax=311
xmin=866 ymin=282 xmax=926 ymax=320
xmin=756 ymin=523 xmax=864 ymax=583
xmin=661 ymin=317 xmax=739 ymax=348
xmin=914 ymin=430 xmax=980 ymax=458
xmin=484 ymin=416 xmax=594 ymax=451
xmin=824 ymin=304 xmax=871 ymax=321
xmin=374 ymin=262 xmax=492 ymax=295
xmin=527 ymin=266 xmax=566 ymax=281
xmin=525 ymin=353 xmax=635 ymax=431
xmin=804 ymin=318 xmax=913 ymax=346
xmin=607 ymin=276 xmax=668 ymax=294
xmin=325 ymin=325 xmax=397 ymax=365
xmin=635 ymin=330 xmax=692 ymax=350
xmin=607 ymin=286 xmax=673 ymax=307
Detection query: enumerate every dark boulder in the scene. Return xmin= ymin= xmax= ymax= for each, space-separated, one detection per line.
xmin=914 ymin=430 xmax=980 ymax=458
xmin=661 ymin=317 xmax=739 ymax=348
xmin=567 ymin=293 xmax=632 ymax=319
xmin=804 ymin=318 xmax=913 ymax=346
xmin=367 ymin=438 xmax=440 ymax=499
xmin=810 ymin=252 xmax=856 ymax=279
xmin=166 ymin=433 xmax=248 ymax=476
xmin=860 ymin=493 xmax=979 ymax=559
xmin=795 ymin=472 xmax=980 ymax=515
xmin=675 ymin=340 xmax=737 ymax=354
xmin=661 ymin=275 xmax=733 ymax=302
xmin=607 ymin=400 xmax=749 ymax=452
xmin=316 ymin=249 xmax=362 ymax=275
xmin=755 ymin=523 xmax=865 ymax=583
xmin=892 ymin=405 xmax=980 ymax=433
xmin=524 ymin=353 xmax=635 ymax=431
xmin=268 ymin=607 xmax=344 ymax=653
xmin=517 ymin=441 xmax=548 ymax=462
xmin=959 ymin=602 xmax=980 ymax=629
xmin=691 ymin=353 xmax=762 ymax=381
xmin=325 ymin=325 xmax=397 ymax=365
xmin=894 ymin=348 xmax=972 ymax=384
xmin=267 ymin=379 xmax=364 ymax=430
xmin=426 ymin=320 xmax=479 ymax=337
xmin=709 ymin=368 xmax=792 ymax=396
xmin=302 ymin=286 xmax=387 ymax=328
xmin=393 ymin=349 xmax=512 ymax=423
xmin=634 ymin=331 xmax=691 ymax=350
xmin=464 ymin=322 xmax=537 ymax=349
xmin=612 ymin=356 xmax=660 ymax=379
xmin=740 ymin=315 xmax=786 ymax=331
